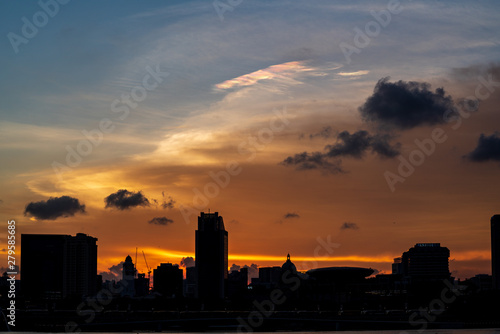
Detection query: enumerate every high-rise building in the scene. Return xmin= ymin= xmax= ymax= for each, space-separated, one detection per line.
xmin=401 ymin=243 xmax=450 ymax=281
xmin=195 ymin=211 xmax=228 ymax=300
xmin=492 ymin=215 xmax=500 ymax=289
xmin=392 ymin=257 xmax=403 ymax=275
xmin=153 ymin=263 xmax=183 ymax=298
xmin=121 ymin=255 xmax=136 ymax=297
xmin=184 ymin=266 xmax=197 ymax=298
xmin=21 ymin=233 xmax=98 ymax=299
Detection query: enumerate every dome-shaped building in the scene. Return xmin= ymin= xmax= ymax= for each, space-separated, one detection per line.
xmin=281 ymin=253 xmax=297 ymax=274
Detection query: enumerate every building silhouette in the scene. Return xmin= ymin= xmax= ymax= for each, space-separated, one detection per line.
xmin=195 ymin=211 xmax=228 ymax=301
xmin=492 ymin=215 xmax=500 ymax=289
xmin=401 ymin=243 xmax=450 ymax=281
xmin=135 ymin=273 xmax=150 ymax=297
xmin=184 ymin=266 xmax=197 ymax=298
xmin=21 ymin=233 xmax=97 ymax=300
xmin=121 ymin=255 xmax=136 ymax=297
xmin=153 ymin=263 xmax=183 ymax=298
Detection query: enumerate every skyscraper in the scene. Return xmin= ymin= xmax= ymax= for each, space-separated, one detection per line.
xmin=121 ymin=255 xmax=136 ymax=297
xmin=153 ymin=263 xmax=183 ymax=298
xmin=401 ymin=243 xmax=450 ymax=281
xmin=195 ymin=211 xmax=228 ymax=301
xmin=492 ymin=215 xmax=500 ymax=289
xmin=21 ymin=233 xmax=98 ymax=299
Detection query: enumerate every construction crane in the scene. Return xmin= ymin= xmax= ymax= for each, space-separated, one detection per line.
xmin=142 ymin=250 xmax=152 ymax=281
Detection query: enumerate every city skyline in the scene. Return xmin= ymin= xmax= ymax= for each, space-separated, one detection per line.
xmin=1 ymin=1 xmax=500 ymax=281
xmin=15 ymin=213 xmax=498 ymax=285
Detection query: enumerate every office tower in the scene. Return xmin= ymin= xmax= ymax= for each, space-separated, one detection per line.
xmin=121 ymin=255 xmax=136 ymax=297
xmin=184 ymin=266 xmax=197 ymax=298
xmin=153 ymin=263 xmax=183 ymax=298
xmin=392 ymin=257 xmax=403 ymax=274
xmin=227 ymin=267 xmax=248 ymax=299
xmin=401 ymin=243 xmax=450 ymax=281
xmin=135 ymin=273 xmax=150 ymax=297
xmin=21 ymin=233 xmax=98 ymax=299
xmin=195 ymin=211 xmax=228 ymax=300
xmin=492 ymin=215 xmax=500 ymax=289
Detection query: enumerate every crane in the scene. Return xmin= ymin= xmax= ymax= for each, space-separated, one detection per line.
xmin=142 ymin=250 xmax=152 ymax=281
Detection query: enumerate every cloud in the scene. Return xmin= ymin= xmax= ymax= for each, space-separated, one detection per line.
xmin=309 ymin=126 xmax=334 ymax=139
xmin=214 ymin=60 xmax=341 ymax=91
xmin=281 ymin=130 xmax=399 ymax=173
xmin=280 ymin=151 xmax=345 ymax=174
xmin=99 ymin=261 xmax=125 ymax=282
xmin=359 ymin=77 xmax=456 ymax=129
xmin=340 ymin=222 xmax=359 ymax=230
xmin=162 ymin=197 xmax=176 ymax=209
xmin=283 ymin=212 xmax=300 ymax=219
xmin=24 ymin=196 xmax=86 ymax=220
xmin=338 ymin=70 xmax=370 ymax=76
xmin=369 ymin=133 xmax=401 ymax=158
xmin=465 ymin=133 xmax=500 ymax=162
xmin=326 ymin=130 xmax=372 ymax=158
xmin=105 ymin=189 xmax=150 ymax=210
xmin=180 ymin=257 xmax=195 ymax=268
xmin=230 ymin=264 xmax=241 ymax=272
xmin=148 ymin=217 xmax=174 ymax=226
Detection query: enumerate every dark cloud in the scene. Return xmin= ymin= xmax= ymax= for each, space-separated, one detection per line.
xmin=148 ymin=217 xmax=174 ymax=226
xmin=359 ymin=77 xmax=456 ymax=129
xmin=24 ymin=196 xmax=86 ymax=220
xmin=340 ymin=222 xmax=359 ymax=230
xmin=180 ymin=257 xmax=195 ymax=268
xmin=105 ymin=189 xmax=150 ymax=210
xmin=99 ymin=261 xmax=124 ymax=282
xmin=465 ymin=133 xmax=500 ymax=162
xmin=370 ymin=133 xmax=401 ymax=158
xmin=310 ymin=126 xmax=334 ymax=139
xmin=281 ymin=130 xmax=399 ymax=173
xmin=162 ymin=196 xmax=176 ymax=209
xmin=280 ymin=151 xmax=345 ymax=174
xmin=230 ymin=264 xmax=241 ymax=272
xmin=283 ymin=212 xmax=300 ymax=219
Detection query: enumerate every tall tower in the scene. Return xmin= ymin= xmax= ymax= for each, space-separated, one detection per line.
xmin=195 ymin=212 xmax=228 ymax=301
xmin=21 ymin=233 xmax=97 ymax=300
xmin=122 ymin=255 xmax=136 ymax=297
xmin=492 ymin=215 xmax=500 ymax=289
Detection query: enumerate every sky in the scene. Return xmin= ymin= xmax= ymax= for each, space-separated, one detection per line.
xmin=1 ymin=0 xmax=500 ymax=281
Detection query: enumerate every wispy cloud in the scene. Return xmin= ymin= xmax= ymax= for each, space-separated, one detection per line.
xmin=338 ymin=70 xmax=370 ymax=76
xmin=214 ymin=61 xmax=341 ymax=90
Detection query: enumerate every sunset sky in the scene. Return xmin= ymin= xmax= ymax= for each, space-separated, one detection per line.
xmin=1 ymin=1 xmax=500 ymax=281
